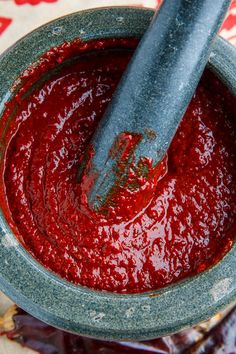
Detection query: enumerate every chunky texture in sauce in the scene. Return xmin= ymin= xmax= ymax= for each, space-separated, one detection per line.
xmin=1 ymin=39 xmax=236 ymax=293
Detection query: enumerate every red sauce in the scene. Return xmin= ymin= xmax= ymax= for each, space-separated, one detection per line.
xmin=0 ymin=39 xmax=236 ymax=293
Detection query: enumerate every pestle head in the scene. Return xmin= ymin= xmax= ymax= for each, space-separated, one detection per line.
xmin=78 ymin=0 xmax=231 ymax=210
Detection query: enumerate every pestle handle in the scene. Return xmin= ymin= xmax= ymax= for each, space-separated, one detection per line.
xmin=79 ymin=0 xmax=231 ymax=210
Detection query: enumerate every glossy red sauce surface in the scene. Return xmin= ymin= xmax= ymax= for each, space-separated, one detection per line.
xmin=1 ymin=39 xmax=236 ymax=293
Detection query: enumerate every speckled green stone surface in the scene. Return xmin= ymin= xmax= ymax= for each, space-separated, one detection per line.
xmin=0 ymin=7 xmax=235 ymax=341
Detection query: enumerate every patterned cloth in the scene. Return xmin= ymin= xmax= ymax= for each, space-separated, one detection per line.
xmin=0 ymin=0 xmax=236 ymax=54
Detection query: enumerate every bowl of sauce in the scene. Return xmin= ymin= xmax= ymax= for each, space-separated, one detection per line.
xmin=0 ymin=7 xmax=235 ymax=340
